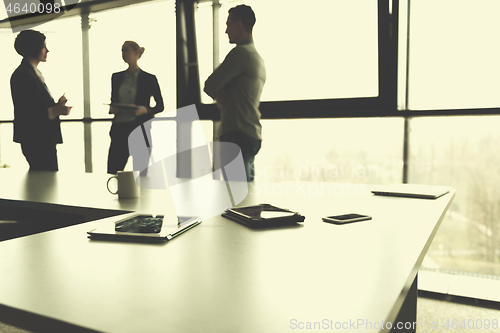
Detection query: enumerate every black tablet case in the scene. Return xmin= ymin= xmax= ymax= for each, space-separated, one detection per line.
xmin=222 ymin=204 xmax=305 ymax=228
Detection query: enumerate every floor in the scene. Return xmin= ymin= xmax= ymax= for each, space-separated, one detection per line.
xmin=0 ymin=323 xmax=32 ymax=333
xmin=417 ymin=295 xmax=500 ymax=333
xmin=1 ymin=296 xmax=500 ymax=332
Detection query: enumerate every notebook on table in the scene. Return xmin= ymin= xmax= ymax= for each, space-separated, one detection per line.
xmin=371 ymin=184 xmax=451 ymax=199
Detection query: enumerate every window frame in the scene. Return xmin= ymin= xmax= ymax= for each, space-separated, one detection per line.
xmin=196 ymin=0 xmax=398 ymax=120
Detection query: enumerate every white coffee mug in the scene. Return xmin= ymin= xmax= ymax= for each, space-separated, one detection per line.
xmin=107 ymin=171 xmax=140 ymax=199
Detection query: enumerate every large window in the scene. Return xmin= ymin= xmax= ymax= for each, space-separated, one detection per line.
xmin=88 ymin=1 xmax=176 ymax=119
xmin=255 ymin=118 xmax=403 ymax=185
xmin=0 ymin=15 xmax=83 ymax=120
xmin=197 ymin=0 xmax=379 ymax=104
xmin=0 ymin=32 xmax=20 ymax=121
xmin=407 ymin=0 xmax=500 ymax=110
xmin=406 ymin=0 xmax=500 ymax=288
xmin=87 ymin=1 xmax=176 ymax=172
xmin=0 ymin=1 xmax=176 ymax=171
xmin=410 ymin=116 xmax=500 ymax=277
xmin=0 ymin=15 xmax=83 ymax=170
xmin=38 ymin=16 xmax=84 ymax=119
xmin=0 ymin=124 xmax=22 ymax=168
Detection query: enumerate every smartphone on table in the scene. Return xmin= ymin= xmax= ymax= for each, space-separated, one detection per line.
xmin=322 ymin=213 xmax=371 ymax=225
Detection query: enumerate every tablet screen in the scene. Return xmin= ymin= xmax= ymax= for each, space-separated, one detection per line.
xmin=115 ymin=215 xmax=163 ymax=234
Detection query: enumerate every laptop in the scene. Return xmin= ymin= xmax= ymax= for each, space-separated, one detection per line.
xmin=88 ymin=214 xmax=201 ymax=243
xmin=371 ymin=184 xmax=451 ymax=199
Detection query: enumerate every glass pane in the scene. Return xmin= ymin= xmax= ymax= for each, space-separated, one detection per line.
xmin=196 ymin=2 xmax=213 ymax=105
xmin=58 ymin=122 xmax=84 ymax=172
xmin=397 ymin=0 xmax=409 ymax=110
xmin=37 ymin=16 xmax=84 ymax=119
xmin=89 ymin=1 xmax=176 ymax=119
xmin=0 ymin=2 xmax=6 ymax=20
xmin=410 ymin=116 xmax=500 ymax=277
xmin=198 ymin=0 xmax=379 ymax=104
xmin=91 ymin=120 xmax=179 ymax=174
xmin=149 ymin=120 xmax=177 ymax=168
xmin=0 ymin=31 xmax=19 ymax=121
xmin=0 ymin=123 xmax=27 ymax=169
xmin=1 ymin=15 xmax=83 ymax=120
xmin=0 ymin=122 xmax=83 ymax=171
xmin=408 ymin=0 xmax=500 ymax=110
xmin=91 ymin=121 xmax=112 ymax=174
xmin=254 ymin=118 xmax=403 ymax=185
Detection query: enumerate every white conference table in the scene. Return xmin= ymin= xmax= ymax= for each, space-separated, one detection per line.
xmin=0 ymin=170 xmax=454 ymax=333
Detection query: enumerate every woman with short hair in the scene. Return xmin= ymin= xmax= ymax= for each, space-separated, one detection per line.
xmin=10 ymin=29 xmax=72 ymax=171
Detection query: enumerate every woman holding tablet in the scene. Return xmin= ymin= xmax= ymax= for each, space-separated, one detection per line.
xmin=107 ymin=40 xmax=164 ymax=174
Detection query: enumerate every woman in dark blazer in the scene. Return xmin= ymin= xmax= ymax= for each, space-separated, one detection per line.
xmin=10 ymin=30 xmax=72 ymax=171
xmin=107 ymin=40 xmax=164 ymax=174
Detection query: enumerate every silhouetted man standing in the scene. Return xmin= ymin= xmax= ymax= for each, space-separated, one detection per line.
xmin=204 ymin=4 xmax=266 ymax=182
